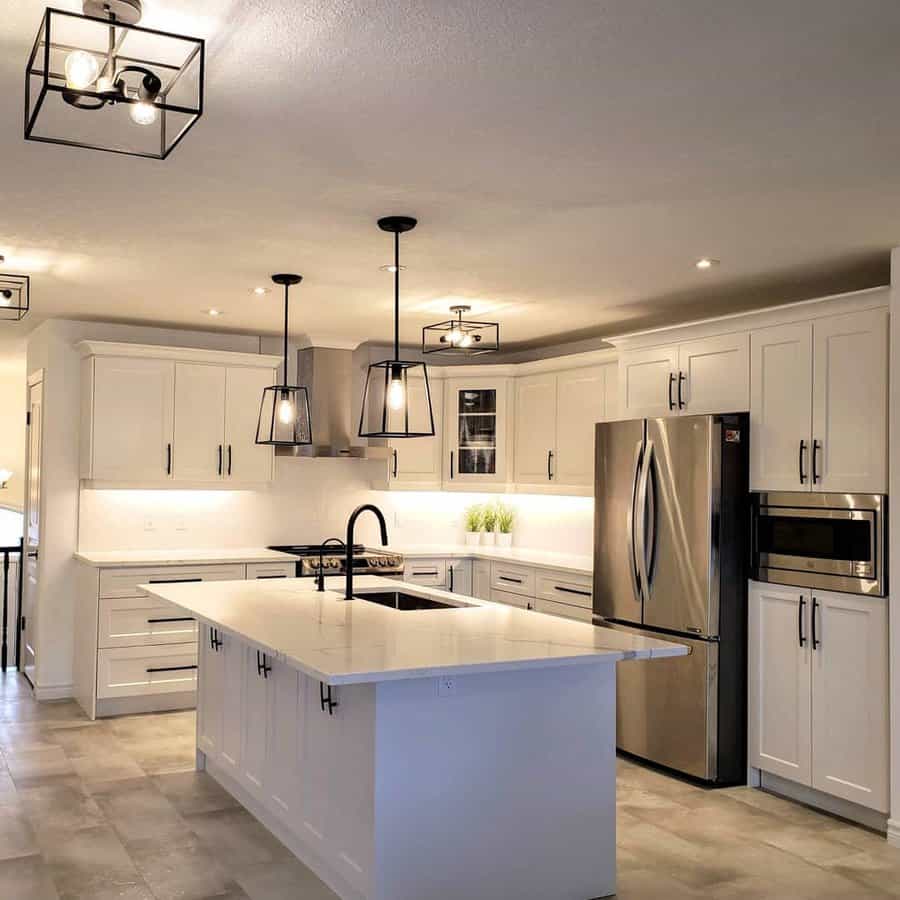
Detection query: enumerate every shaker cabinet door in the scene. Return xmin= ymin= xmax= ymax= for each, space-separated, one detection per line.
xmin=677 ymin=333 xmax=749 ymax=415
xmin=173 ymin=363 xmax=226 ymax=482
xmin=618 ymin=345 xmax=679 ymax=419
xmin=514 ymin=373 xmax=557 ymax=485
xmin=555 ymin=366 xmax=606 ymax=486
xmin=225 ymin=366 xmax=276 ymax=483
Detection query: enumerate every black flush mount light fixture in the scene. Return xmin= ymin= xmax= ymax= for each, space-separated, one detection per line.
xmin=358 ymin=216 xmax=436 ymax=439
xmin=255 ymin=274 xmax=313 ymax=447
xmin=25 ymin=0 xmax=204 ymax=159
xmin=422 ymin=304 xmax=499 ymax=356
xmin=0 ymin=258 xmax=30 ymax=322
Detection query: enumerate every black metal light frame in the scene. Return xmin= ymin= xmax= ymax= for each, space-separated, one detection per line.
xmin=422 ymin=304 xmax=500 ymax=355
xmin=24 ymin=6 xmax=205 ymax=160
xmin=0 ymin=274 xmax=30 ymax=322
xmin=256 ymin=274 xmax=313 ymax=447
xmin=358 ymin=216 xmax=436 ymax=439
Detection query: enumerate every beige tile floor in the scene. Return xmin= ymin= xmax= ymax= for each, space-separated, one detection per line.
xmin=0 ymin=670 xmax=898 ymax=899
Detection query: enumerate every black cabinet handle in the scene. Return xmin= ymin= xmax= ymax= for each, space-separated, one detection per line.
xmin=811 ymin=597 xmax=820 ymax=649
xmin=412 ymin=569 xmax=439 ymax=576
xmin=256 ymin=650 xmax=272 ymax=678
xmin=547 ymin=449 xmax=554 ymax=480
xmin=146 ymin=665 xmax=197 ymax=674
xmin=449 ymin=565 xmax=454 ymax=592
xmin=166 ymin=443 xmax=172 ymax=475
xmin=217 ymin=444 xmax=223 ymax=476
xmin=449 ymin=450 xmax=454 ymax=479
xmin=256 ymin=575 xmax=287 ymax=580
xmin=798 ymin=440 xmax=807 ymax=484
xmin=147 ymin=616 xmax=194 ymax=624
xmin=392 ymin=449 xmax=398 ymax=478
xmin=812 ymin=440 xmax=821 ymax=484
xmin=227 ymin=445 xmax=232 ymax=477
xmin=668 ymin=372 xmax=676 ymax=411
xmin=498 ymin=575 xmax=522 ymax=584
xmin=798 ymin=596 xmax=806 ymax=647
xmin=148 ymin=578 xmax=202 ymax=584
xmin=319 ymin=681 xmax=339 ymax=715
xmin=677 ymin=372 xmax=686 ymax=409
xmin=554 ymin=586 xmax=591 ymax=598
xmin=209 ymin=627 xmax=223 ymax=651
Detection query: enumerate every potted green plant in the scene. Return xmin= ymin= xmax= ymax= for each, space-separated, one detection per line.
xmin=464 ymin=504 xmax=483 ymax=546
xmin=496 ymin=502 xmax=514 ymax=548
xmin=481 ymin=502 xmax=498 ymax=545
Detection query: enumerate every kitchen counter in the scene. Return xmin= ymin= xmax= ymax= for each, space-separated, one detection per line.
xmin=142 ymin=573 xmax=685 ymax=900
xmin=140 ymin=574 xmax=683 ymax=685
xmin=388 ymin=543 xmax=593 ymax=575
xmin=73 ymin=547 xmax=298 ymax=567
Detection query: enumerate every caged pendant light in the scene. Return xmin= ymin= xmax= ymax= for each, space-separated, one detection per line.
xmin=358 ymin=216 xmax=435 ymax=439
xmin=255 ymin=274 xmax=313 ymax=447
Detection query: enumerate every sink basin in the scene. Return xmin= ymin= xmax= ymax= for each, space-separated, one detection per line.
xmin=354 ymin=591 xmax=473 ymax=611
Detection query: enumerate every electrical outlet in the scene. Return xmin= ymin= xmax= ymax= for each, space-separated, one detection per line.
xmin=143 ymin=517 xmax=156 ymax=532
xmin=174 ymin=516 xmax=187 ymax=532
xmin=437 ymin=676 xmax=457 ymax=697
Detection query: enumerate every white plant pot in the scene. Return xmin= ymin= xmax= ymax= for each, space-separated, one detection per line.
xmin=464 ymin=531 xmax=481 ymax=547
xmin=481 ymin=532 xmax=496 ymax=546
xmin=496 ymin=532 xmax=512 ymax=548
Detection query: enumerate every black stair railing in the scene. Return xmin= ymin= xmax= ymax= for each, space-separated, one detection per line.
xmin=0 ymin=539 xmax=23 ymax=671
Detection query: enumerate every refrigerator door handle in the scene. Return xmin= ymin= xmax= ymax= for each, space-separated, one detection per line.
xmin=636 ymin=438 xmax=654 ymax=600
xmin=626 ymin=440 xmax=644 ymax=603
xmin=644 ymin=441 xmax=658 ymax=589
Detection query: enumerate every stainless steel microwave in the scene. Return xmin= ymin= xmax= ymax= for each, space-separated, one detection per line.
xmin=751 ymin=492 xmax=887 ymax=596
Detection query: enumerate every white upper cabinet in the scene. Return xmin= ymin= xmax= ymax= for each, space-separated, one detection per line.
xmin=750 ymin=323 xmax=813 ymax=492
xmin=810 ymin=590 xmax=889 ymax=812
xmin=514 ymin=373 xmax=557 ymax=485
xmin=85 ymin=356 xmax=175 ymax=481
xmin=443 ymin=376 xmax=512 ymax=487
xmin=750 ymin=308 xmax=887 ymax=493
xmin=811 ymin=309 xmax=887 ymax=493
xmin=555 ymin=365 xmax=610 ymax=485
xmin=80 ymin=343 xmax=279 ymax=485
xmin=225 ymin=366 xmax=276 ymax=483
xmin=677 ymin=333 xmax=749 ymax=415
xmin=619 ymin=345 xmax=679 ymax=418
xmin=386 ymin=375 xmax=444 ymax=489
xmin=173 ymin=363 xmax=227 ymax=482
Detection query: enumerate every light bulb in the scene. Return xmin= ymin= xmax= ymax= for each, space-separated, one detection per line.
xmin=130 ymin=100 xmax=157 ymax=126
xmin=458 ymin=333 xmax=474 ymax=348
xmin=447 ymin=327 xmax=463 ymax=346
xmin=64 ymin=51 xmax=99 ymax=90
xmin=0 ymin=292 xmax=11 ymax=308
xmin=387 ymin=376 xmax=406 ymax=411
xmin=0 ymin=470 xmax=11 ymax=488
xmin=277 ymin=396 xmax=295 ymax=425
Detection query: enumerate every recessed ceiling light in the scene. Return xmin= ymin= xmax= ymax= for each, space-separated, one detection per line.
xmin=251 ymin=286 xmax=270 ymax=295
xmin=205 ymin=308 xmax=223 ymax=317
xmin=695 ymin=258 xmax=720 ymax=270
xmin=379 ymin=264 xmax=406 ymax=273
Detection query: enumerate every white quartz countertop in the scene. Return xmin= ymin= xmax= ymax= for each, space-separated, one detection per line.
xmin=74 ymin=548 xmax=298 ymax=567
xmin=140 ymin=574 xmax=685 ymax=685
xmin=387 ymin=544 xmax=593 ymax=575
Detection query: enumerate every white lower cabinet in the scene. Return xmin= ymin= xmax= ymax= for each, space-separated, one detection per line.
xmin=198 ymin=626 xmax=225 ymax=760
xmin=472 ymin=560 xmax=491 ymax=601
xmin=241 ymin=645 xmax=271 ymax=797
xmin=490 ymin=588 xmax=532 ymax=609
xmin=97 ymin=644 xmax=198 ymax=699
xmin=748 ymin=581 xmax=888 ymax=813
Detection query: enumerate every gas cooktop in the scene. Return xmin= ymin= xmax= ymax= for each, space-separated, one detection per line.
xmin=268 ymin=543 xmax=404 ymax=577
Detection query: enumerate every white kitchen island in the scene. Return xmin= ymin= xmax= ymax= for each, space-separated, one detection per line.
xmin=140 ymin=575 xmax=686 ymax=900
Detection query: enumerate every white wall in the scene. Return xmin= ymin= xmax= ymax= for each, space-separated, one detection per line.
xmin=0 ymin=355 xmax=26 ymax=512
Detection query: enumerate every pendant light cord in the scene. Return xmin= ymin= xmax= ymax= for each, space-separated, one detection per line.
xmin=283 ymin=282 xmax=289 ymax=383
xmin=393 ymin=230 xmax=400 ymax=362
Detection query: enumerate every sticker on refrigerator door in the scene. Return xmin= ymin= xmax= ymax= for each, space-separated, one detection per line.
xmin=724 ymin=429 xmax=741 ymax=443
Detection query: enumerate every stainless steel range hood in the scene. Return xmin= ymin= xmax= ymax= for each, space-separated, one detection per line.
xmin=275 ymin=346 xmax=382 ymax=459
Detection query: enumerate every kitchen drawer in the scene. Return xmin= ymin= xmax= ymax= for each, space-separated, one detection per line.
xmin=535 ymin=597 xmax=593 ymax=623
xmin=490 ymin=588 xmax=532 ymax=609
xmin=536 ymin=569 xmax=593 ymax=610
xmin=99 ymin=564 xmax=246 ymax=599
xmin=403 ymin=558 xmax=448 ymax=587
xmin=97 ymin=645 xmax=198 ymax=699
xmin=98 ymin=596 xmax=197 ymax=649
xmin=246 ymin=562 xmax=295 ymax=580
xmin=490 ymin=562 xmax=535 ymax=598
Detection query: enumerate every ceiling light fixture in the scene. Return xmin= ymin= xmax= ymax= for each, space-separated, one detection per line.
xmin=379 ymin=264 xmax=406 ymax=273
xmin=423 ymin=304 xmax=500 ymax=356
xmin=696 ymin=258 xmax=720 ymax=270
xmin=205 ymin=308 xmax=222 ymax=317
xmin=252 ymin=287 xmax=270 ymax=296
xmin=0 ymin=264 xmax=30 ymax=321
xmin=25 ymin=0 xmax=205 ymax=159
xmin=255 ymin=274 xmax=313 ymax=447
xmin=358 ymin=216 xmax=435 ymax=439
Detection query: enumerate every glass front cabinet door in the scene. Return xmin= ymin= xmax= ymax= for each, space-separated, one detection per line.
xmin=443 ymin=377 xmax=511 ymax=487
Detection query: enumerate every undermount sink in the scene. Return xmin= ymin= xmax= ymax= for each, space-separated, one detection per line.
xmin=354 ymin=591 xmax=473 ymax=611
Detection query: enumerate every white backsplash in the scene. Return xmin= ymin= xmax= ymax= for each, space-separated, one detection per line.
xmin=79 ymin=462 xmax=594 ymax=557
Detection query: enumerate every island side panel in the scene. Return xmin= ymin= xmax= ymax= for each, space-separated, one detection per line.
xmin=372 ymin=662 xmax=617 ymax=900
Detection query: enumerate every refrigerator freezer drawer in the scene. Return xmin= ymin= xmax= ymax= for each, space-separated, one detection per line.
xmin=608 ymin=623 xmax=717 ymax=781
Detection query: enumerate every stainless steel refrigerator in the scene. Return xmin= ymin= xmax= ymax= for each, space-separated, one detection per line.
xmin=593 ymin=413 xmax=749 ymax=784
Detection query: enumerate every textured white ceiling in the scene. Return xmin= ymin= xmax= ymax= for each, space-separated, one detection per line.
xmin=1 ymin=0 xmax=898 ymax=355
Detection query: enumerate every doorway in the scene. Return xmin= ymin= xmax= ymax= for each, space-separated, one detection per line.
xmin=21 ymin=371 xmax=43 ymax=688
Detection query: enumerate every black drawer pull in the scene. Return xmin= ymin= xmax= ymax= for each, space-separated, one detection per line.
xmin=148 ymin=578 xmax=202 ymax=585
xmin=256 ymin=650 xmax=272 ymax=678
xmin=811 ymin=597 xmax=820 ymax=650
xmin=146 ymin=665 xmax=197 ymax=674
xmin=553 ymin=586 xmax=591 ymax=597
xmin=319 ymin=681 xmax=339 ymax=715
xmin=147 ymin=616 xmax=195 ymax=624
xmin=256 ymin=575 xmax=288 ymax=579
xmin=798 ymin=439 xmax=807 ymax=484
xmin=498 ymin=575 xmax=523 ymax=584
xmin=412 ymin=570 xmax=439 ymax=576
xmin=210 ymin=627 xmax=223 ymax=651
xmin=798 ymin=596 xmax=806 ymax=647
